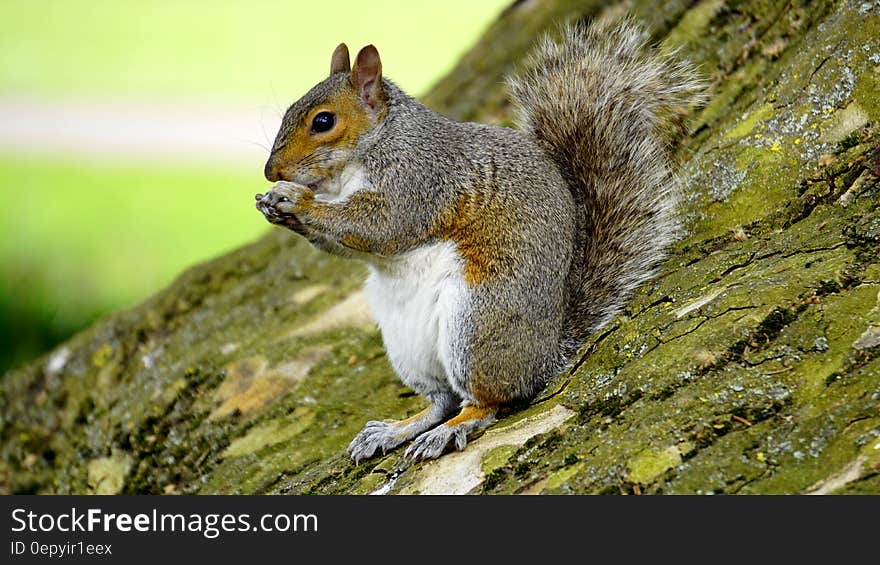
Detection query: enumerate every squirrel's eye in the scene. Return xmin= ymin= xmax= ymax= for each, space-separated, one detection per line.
xmin=311 ymin=111 xmax=336 ymax=133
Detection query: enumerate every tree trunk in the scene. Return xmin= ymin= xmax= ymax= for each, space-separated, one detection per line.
xmin=3 ymin=0 xmax=879 ymax=495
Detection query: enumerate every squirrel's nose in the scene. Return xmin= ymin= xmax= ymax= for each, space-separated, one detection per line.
xmin=264 ymin=157 xmax=281 ymax=182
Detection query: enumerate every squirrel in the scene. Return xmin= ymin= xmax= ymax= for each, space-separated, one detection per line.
xmin=256 ymin=18 xmax=704 ymax=462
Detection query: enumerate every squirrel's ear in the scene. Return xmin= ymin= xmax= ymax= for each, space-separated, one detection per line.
xmin=350 ymin=45 xmax=384 ymax=111
xmin=330 ymin=43 xmax=350 ymax=75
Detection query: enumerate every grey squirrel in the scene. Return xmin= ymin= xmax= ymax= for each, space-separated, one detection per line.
xmin=256 ymin=19 xmax=704 ymax=461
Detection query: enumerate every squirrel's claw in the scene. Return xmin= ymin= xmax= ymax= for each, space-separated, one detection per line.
xmin=404 ymin=425 xmax=466 ymax=461
xmin=348 ymin=420 xmax=406 ymax=464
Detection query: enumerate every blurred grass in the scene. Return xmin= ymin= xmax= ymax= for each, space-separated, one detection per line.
xmin=0 ymin=0 xmax=511 ymax=373
xmin=0 ymin=0 xmax=509 ymax=102
xmin=0 ymin=155 xmax=266 ymax=368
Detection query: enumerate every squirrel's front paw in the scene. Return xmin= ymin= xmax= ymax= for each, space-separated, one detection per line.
xmin=254 ymin=182 xmax=312 ymax=228
xmin=347 ymin=421 xmax=407 ymax=464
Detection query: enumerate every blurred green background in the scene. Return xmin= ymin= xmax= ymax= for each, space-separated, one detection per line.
xmin=0 ymin=0 xmax=509 ymax=373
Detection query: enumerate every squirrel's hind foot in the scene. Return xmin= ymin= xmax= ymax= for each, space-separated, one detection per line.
xmin=404 ymin=405 xmax=496 ymax=461
xmin=348 ymin=395 xmax=459 ymax=464
xmin=347 ymin=420 xmax=409 ymax=464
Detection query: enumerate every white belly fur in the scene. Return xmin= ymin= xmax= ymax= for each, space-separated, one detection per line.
xmin=364 ymin=241 xmax=469 ymax=398
xmin=315 ymin=161 xmax=370 ymax=203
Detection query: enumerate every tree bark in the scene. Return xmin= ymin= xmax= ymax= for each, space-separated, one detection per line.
xmin=2 ymin=0 xmax=879 ymax=495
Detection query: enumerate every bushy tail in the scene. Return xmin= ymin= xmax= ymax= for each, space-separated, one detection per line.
xmin=508 ymin=18 xmax=705 ymax=353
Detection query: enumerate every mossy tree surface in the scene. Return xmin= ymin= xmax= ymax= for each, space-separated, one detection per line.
xmin=2 ymin=0 xmax=879 ymax=494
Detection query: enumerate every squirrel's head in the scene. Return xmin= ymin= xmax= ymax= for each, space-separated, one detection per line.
xmin=264 ymin=43 xmax=386 ymax=191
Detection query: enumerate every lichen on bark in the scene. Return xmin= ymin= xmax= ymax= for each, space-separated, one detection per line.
xmin=2 ymin=0 xmax=879 ymax=495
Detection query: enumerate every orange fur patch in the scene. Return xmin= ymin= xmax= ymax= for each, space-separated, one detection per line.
xmin=273 ymin=86 xmax=379 ymax=177
xmin=444 ymin=404 xmax=496 ymax=427
xmin=434 ymin=193 xmax=515 ymax=285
